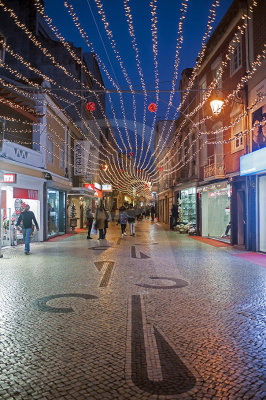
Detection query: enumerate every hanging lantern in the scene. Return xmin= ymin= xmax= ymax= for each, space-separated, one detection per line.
xmin=87 ymin=102 xmax=95 ymax=112
xmin=129 ymin=151 xmax=133 ymax=157
xmin=148 ymin=102 xmax=157 ymax=112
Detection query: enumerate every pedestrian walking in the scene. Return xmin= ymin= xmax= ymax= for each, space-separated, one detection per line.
xmin=118 ymin=206 xmax=128 ymax=237
xmin=145 ymin=206 xmax=150 ymax=220
xmin=111 ymin=205 xmax=116 ymax=222
xmin=127 ymin=204 xmax=136 ymax=236
xmin=16 ymin=204 xmax=39 ymax=255
xmin=150 ymin=205 xmax=155 ymax=222
xmin=95 ymin=206 xmax=106 ymax=240
xmin=86 ymin=207 xmax=94 ymax=239
xmin=103 ymin=208 xmax=109 ymax=239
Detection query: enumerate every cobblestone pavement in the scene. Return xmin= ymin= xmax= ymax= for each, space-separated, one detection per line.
xmin=0 ymin=221 xmax=265 ymax=400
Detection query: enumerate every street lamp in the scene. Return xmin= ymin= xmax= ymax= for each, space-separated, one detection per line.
xmin=210 ymin=98 xmax=224 ymax=115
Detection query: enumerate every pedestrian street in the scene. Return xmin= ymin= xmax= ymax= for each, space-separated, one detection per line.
xmin=0 ymin=221 xmax=265 ymax=400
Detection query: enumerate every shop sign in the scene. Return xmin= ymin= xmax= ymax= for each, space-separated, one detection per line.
xmin=13 ymin=188 xmax=39 ymax=200
xmin=240 ymin=147 xmax=266 ymax=176
xmin=2 ymin=140 xmax=45 ymax=168
xmin=94 ymin=189 xmax=102 ymax=199
xmin=83 ymin=183 xmax=94 ymax=191
xmin=208 ymin=189 xmax=228 ymax=198
xmin=102 ymin=184 xmax=112 ymax=192
xmin=74 ymin=140 xmax=90 ymax=176
xmin=0 ymin=173 xmax=16 ymax=183
xmin=94 ymin=182 xmax=101 ymax=190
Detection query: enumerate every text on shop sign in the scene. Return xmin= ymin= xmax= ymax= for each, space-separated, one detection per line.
xmin=0 ymin=173 xmax=16 ymax=183
xmin=13 ymin=188 xmax=39 ymax=200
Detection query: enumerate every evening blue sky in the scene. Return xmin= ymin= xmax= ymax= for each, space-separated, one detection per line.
xmin=44 ymin=0 xmax=233 ymax=152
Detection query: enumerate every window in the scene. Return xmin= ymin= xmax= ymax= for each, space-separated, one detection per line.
xmin=211 ymin=57 xmax=222 ymax=89
xmin=231 ymin=116 xmax=244 ymax=152
xmin=59 ymin=145 xmax=65 ymax=169
xmin=47 ymin=136 xmax=54 ymax=164
xmin=231 ymin=41 xmax=242 ymax=75
xmin=199 ymin=78 xmax=207 ymax=101
xmin=0 ymin=33 xmax=6 ymax=63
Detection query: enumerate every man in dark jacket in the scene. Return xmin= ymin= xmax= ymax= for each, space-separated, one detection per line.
xmin=86 ymin=207 xmax=94 ymax=239
xmin=16 ymin=204 xmax=39 ymax=255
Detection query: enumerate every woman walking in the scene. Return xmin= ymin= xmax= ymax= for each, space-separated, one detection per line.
xmin=96 ymin=206 xmax=107 ymax=240
xmin=118 ymin=206 xmax=128 ymax=238
xmin=127 ymin=204 xmax=136 ymax=236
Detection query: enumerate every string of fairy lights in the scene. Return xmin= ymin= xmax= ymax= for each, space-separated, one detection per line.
xmin=151 ymin=46 xmax=266 ymax=177
xmin=152 ymin=94 xmax=265 ymax=184
xmin=0 ymin=0 xmax=264 ymax=201
xmin=148 ymin=4 xmax=261 ymax=176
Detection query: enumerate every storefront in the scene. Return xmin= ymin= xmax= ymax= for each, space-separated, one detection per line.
xmin=240 ymin=147 xmax=266 ymax=252
xmin=45 ymin=175 xmax=72 ymax=239
xmin=178 ymin=187 xmax=196 ymax=225
xmin=0 ymin=172 xmax=43 ymax=246
xmin=47 ymin=189 xmax=66 ymax=237
xmin=198 ymin=181 xmax=231 ymax=242
xmin=68 ymin=185 xmax=96 ymax=229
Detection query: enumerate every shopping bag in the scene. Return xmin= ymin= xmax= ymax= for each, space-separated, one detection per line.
xmin=91 ymin=221 xmax=98 ymax=235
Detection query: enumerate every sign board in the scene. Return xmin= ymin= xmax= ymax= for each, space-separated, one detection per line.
xmin=13 ymin=188 xmax=39 ymax=200
xmin=83 ymin=183 xmax=95 ymax=191
xmin=102 ymin=184 xmax=112 ymax=192
xmin=94 ymin=189 xmax=102 ymax=199
xmin=2 ymin=140 xmax=45 ymax=168
xmin=74 ymin=140 xmax=90 ymax=176
xmin=94 ymin=182 xmax=101 ymax=190
xmin=240 ymin=146 xmax=266 ymax=176
xmin=0 ymin=173 xmax=16 ymax=183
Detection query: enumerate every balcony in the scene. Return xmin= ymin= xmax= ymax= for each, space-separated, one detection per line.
xmin=204 ymin=155 xmax=225 ymax=180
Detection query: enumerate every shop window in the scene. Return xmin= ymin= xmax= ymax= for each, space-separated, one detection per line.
xmin=230 ymin=40 xmax=242 ymax=75
xmin=47 ymin=136 xmax=54 ymax=164
xmin=231 ymin=115 xmax=244 ymax=152
xmin=59 ymin=145 xmax=65 ymax=170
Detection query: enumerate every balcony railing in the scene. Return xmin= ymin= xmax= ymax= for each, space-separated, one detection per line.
xmin=204 ymin=155 xmax=225 ymax=180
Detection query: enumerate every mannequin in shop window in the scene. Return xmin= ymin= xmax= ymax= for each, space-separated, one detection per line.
xmin=222 ymin=221 xmax=231 ymax=238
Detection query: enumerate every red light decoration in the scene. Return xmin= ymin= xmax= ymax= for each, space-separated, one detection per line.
xmin=145 ymin=184 xmax=147 ymax=188
xmin=137 ymin=169 xmax=141 ymax=173
xmin=158 ymin=166 xmax=163 ymax=171
xmin=148 ymin=102 xmax=157 ymax=112
xmin=129 ymin=151 xmax=133 ymax=157
xmin=121 ymin=168 xmax=124 ymax=173
xmin=102 ymin=164 xmax=107 ymax=171
xmin=86 ymin=102 xmax=95 ymax=112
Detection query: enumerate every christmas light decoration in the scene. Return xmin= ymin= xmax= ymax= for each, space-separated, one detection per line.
xmin=86 ymin=102 xmax=96 ymax=112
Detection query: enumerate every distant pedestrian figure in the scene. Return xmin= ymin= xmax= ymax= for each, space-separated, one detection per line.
xmin=16 ymin=204 xmax=39 ymax=255
xmin=104 ymin=208 xmax=109 ymax=239
xmin=96 ymin=206 xmax=107 ymax=240
xmin=111 ymin=205 xmax=116 ymax=222
xmin=150 ymin=205 xmax=155 ymax=222
xmin=86 ymin=207 xmax=94 ymax=239
xmin=127 ymin=204 xmax=136 ymax=236
xmin=118 ymin=206 xmax=128 ymax=237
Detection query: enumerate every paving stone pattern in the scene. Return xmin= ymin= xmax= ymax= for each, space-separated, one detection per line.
xmin=0 ymin=221 xmax=265 ymax=399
